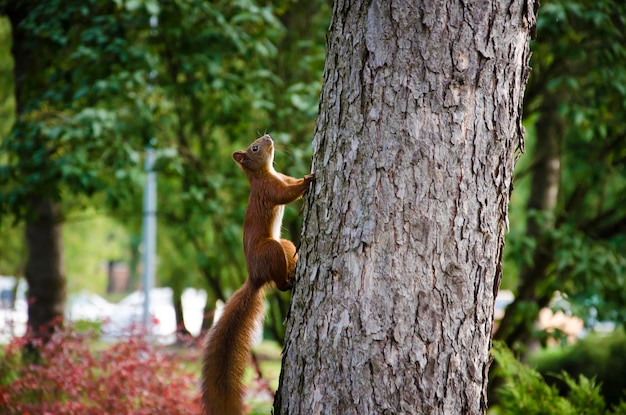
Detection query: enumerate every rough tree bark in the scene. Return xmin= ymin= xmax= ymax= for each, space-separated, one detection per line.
xmin=275 ymin=0 xmax=536 ymax=414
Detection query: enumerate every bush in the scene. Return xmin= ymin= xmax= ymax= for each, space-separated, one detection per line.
xmin=530 ymin=330 xmax=626 ymax=408
xmin=491 ymin=341 xmax=626 ymax=415
xmin=0 ymin=327 xmax=202 ymax=414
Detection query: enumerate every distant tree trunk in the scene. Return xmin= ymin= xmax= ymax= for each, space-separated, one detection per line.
xmin=169 ymin=270 xmax=191 ymax=339
xmin=200 ymin=298 xmax=216 ymax=333
xmin=173 ymin=295 xmax=191 ymax=339
xmin=494 ymin=94 xmax=563 ymax=349
xmin=198 ymin=264 xmax=222 ymax=332
xmin=8 ymin=6 xmax=67 ymax=343
xmin=24 ymin=196 xmax=66 ymax=339
xmin=488 ymin=95 xmax=563 ymax=402
xmin=127 ymin=235 xmax=141 ymax=291
xmin=274 ymin=0 xmax=536 ymax=414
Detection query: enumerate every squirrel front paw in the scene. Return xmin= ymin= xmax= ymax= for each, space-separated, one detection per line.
xmin=275 ymin=277 xmax=293 ymax=292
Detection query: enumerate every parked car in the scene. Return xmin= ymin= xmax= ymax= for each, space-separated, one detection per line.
xmin=0 ymin=276 xmax=28 ymax=343
xmin=1 ymin=276 xmax=207 ymax=345
xmin=65 ymin=291 xmax=115 ymax=323
xmin=102 ymin=287 xmax=206 ymax=344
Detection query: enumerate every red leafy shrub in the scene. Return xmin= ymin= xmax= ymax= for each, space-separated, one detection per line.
xmin=0 ymin=327 xmax=202 ymax=414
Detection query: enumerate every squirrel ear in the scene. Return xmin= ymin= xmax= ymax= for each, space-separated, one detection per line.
xmin=232 ymin=151 xmax=246 ymax=164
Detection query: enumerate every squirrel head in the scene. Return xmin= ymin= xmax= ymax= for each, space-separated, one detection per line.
xmin=232 ymin=134 xmax=275 ymax=174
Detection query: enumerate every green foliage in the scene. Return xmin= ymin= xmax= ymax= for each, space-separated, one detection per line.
xmin=138 ymin=0 xmax=329 ymax=335
xmin=561 ymin=372 xmax=606 ymax=415
xmin=502 ymin=0 xmax=626 ymax=343
xmin=0 ymin=0 xmax=327 ymax=339
xmin=1 ymin=0 xmax=153 ymax=219
xmin=530 ymin=331 xmax=626 ymax=408
xmin=0 ymin=18 xmax=22 ymax=277
xmin=0 ymin=17 xmax=14 ymax=139
xmin=492 ymin=341 xmax=575 ymax=414
xmin=0 ymin=218 xmax=24 ymax=277
xmin=491 ymin=341 xmax=626 ymax=415
xmin=63 ymin=213 xmax=131 ymax=293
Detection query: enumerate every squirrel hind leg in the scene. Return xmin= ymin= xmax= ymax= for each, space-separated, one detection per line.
xmin=280 ymin=239 xmax=298 ymax=282
xmin=273 ymin=239 xmax=298 ymax=291
xmin=249 ymin=240 xmax=293 ymax=291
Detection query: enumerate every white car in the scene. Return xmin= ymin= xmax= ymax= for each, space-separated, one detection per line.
xmin=0 ymin=278 xmax=207 ymax=345
xmin=0 ymin=276 xmax=28 ymax=343
xmin=102 ymin=287 xmax=206 ymax=344
xmin=66 ymin=291 xmax=116 ymax=322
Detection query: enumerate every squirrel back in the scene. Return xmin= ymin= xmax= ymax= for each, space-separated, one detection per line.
xmin=201 ymin=135 xmax=314 ymax=415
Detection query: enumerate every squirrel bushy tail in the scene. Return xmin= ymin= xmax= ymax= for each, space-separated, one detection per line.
xmin=201 ymin=281 xmax=265 ymax=415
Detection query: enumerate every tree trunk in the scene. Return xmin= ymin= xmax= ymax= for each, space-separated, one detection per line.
xmin=170 ymin=271 xmax=192 ymax=339
xmin=274 ymin=0 xmax=536 ymax=414
xmin=24 ymin=196 xmax=66 ymax=339
xmin=173 ymin=294 xmax=192 ymax=339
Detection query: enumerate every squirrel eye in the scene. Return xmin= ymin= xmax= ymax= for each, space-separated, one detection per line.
xmin=252 ymin=145 xmax=258 ymax=152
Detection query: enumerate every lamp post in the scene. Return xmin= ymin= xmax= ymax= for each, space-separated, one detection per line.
xmin=141 ymin=146 xmax=156 ymax=330
xmin=141 ymin=13 xmax=159 ymax=332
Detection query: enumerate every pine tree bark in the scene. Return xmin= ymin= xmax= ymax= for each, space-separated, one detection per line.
xmin=274 ymin=0 xmax=536 ymax=414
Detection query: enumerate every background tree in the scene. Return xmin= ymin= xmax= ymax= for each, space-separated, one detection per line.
xmin=1 ymin=0 xmax=153 ymax=343
xmin=274 ymin=0 xmax=536 ymax=413
xmin=495 ymin=0 xmax=626 ymax=351
xmin=0 ymin=0 xmax=328 ymax=343
xmin=262 ymin=0 xmax=330 ymax=340
xmin=147 ymin=0 xmax=327 ymax=335
xmin=0 ymin=17 xmax=20 ymax=277
xmin=142 ymin=0 xmax=287 ymax=334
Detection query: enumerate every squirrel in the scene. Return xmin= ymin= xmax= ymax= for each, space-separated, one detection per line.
xmin=201 ymin=134 xmax=314 ymax=415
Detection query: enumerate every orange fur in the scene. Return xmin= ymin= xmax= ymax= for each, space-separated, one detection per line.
xmin=201 ymin=135 xmax=314 ymax=415
xmin=201 ymin=281 xmax=264 ymax=415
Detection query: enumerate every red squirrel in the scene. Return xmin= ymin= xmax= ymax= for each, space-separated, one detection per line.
xmin=201 ymin=134 xmax=314 ymax=415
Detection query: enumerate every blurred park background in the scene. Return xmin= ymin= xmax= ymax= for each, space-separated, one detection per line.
xmin=0 ymin=0 xmax=625 ymax=413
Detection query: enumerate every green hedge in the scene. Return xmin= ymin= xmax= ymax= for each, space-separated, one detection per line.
xmin=530 ymin=330 xmax=626 ymax=407
xmin=492 ymin=340 xmax=626 ymax=415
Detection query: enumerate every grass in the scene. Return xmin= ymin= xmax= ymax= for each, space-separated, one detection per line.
xmin=254 ymin=340 xmax=283 ymax=390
